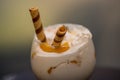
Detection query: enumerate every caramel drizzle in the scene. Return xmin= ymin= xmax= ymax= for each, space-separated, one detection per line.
xmin=70 ymin=60 xmax=78 ymax=64
xmin=48 ymin=67 xmax=56 ymax=74
xmin=31 ymin=52 xmax=36 ymax=59
xmin=47 ymin=60 xmax=80 ymax=74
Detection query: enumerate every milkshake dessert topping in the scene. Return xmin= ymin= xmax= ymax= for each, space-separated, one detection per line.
xmin=29 ymin=7 xmax=69 ymax=53
xmin=29 ymin=7 xmax=96 ymax=80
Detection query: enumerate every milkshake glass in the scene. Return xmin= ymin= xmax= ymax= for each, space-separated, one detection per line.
xmin=31 ymin=24 xmax=96 ymax=80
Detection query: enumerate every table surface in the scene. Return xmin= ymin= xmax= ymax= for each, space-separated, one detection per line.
xmin=1 ymin=67 xmax=120 ymax=80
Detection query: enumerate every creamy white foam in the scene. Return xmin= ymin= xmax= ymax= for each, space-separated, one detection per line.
xmin=32 ymin=24 xmax=92 ymax=57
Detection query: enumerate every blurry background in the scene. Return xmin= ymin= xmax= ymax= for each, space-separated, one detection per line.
xmin=0 ymin=0 xmax=120 ymax=79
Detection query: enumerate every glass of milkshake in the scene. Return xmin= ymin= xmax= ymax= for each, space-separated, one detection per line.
xmin=29 ymin=7 xmax=96 ymax=80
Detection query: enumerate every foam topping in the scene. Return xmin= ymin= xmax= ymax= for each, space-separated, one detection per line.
xmin=32 ymin=24 xmax=92 ymax=56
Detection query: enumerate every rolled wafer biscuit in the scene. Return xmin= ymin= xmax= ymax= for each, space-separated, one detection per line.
xmin=29 ymin=7 xmax=46 ymax=42
xmin=52 ymin=25 xmax=67 ymax=48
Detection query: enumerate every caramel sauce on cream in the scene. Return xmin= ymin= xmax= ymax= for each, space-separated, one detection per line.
xmin=40 ymin=42 xmax=69 ymax=53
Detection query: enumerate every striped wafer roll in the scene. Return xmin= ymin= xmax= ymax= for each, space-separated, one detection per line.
xmin=29 ymin=7 xmax=46 ymax=42
xmin=52 ymin=25 xmax=67 ymax=48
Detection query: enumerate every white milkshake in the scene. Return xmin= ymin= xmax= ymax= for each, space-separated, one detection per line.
xmin=31 ymin=24 xmax=96 ymax=80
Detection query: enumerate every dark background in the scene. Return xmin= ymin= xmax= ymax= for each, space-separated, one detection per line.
xmin=0 ymin=0 xmax=120 ymax=80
